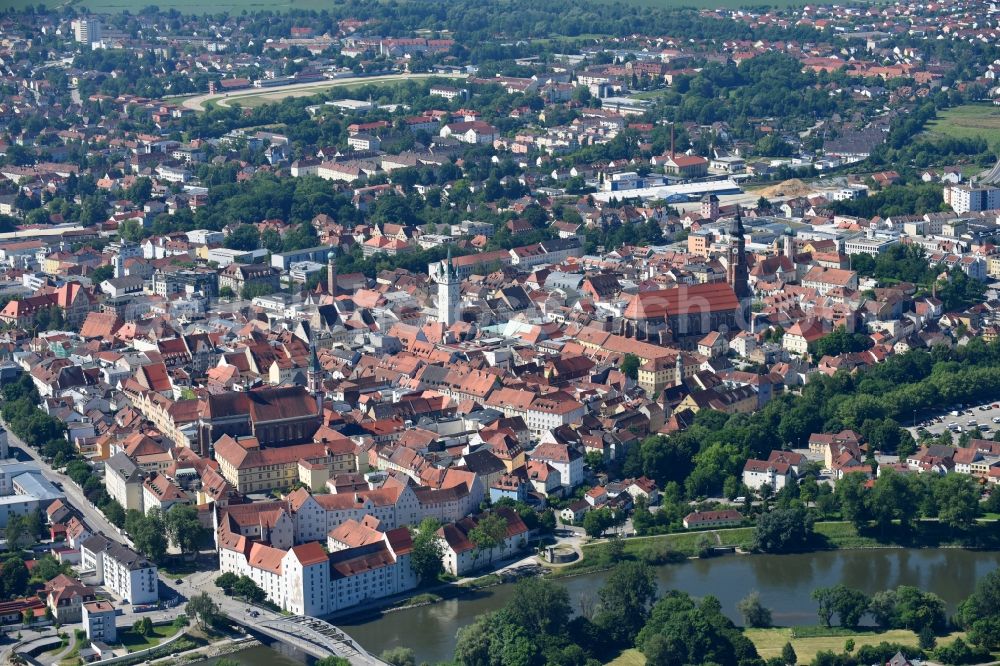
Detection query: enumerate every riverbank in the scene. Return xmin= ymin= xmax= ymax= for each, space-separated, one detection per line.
xmin=337 ymin=548 xmax=999 ymax=666
xmin=549 ymin=519 xmax=1000 ymax=579
xmin=331 ymin=519 xmax=998 ymax=622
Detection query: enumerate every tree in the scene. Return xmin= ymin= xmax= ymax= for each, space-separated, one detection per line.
xmin=638 ymin=591 xmax=758 ymax=666
xmin=935 ymin=637 xmax=990 ymax=666
xmin=126 ymin=177 xmax=152 ymax=205
xmin=621 ymin=353 xmax=640 ymax=380
xmin=958 ymin=570 xmax=1000 ymax=650
xmin=215 ymin=571 xmax=238 ymax=594
xmin=895 ymin=586 xmax=946 ymax=633
xmin=89 ymin=265 xmax=114 ymax=284
xmin=165 ymin=505 xmax=206 ymax=554
xmin=809 ymin=326 xmax=873 ymax=359
xmin=502 ymin=578 xmax=571 ymax=639
xmin=835 ymin=472 xmax=870 ymax=529
xmin=918 ymin=626 xmax=936 ymax=650
xmin=869 ymin=589 xmax=899 ymax=629
xmin=813 ymin=587 xmax=836 ymax=628
xmin=219 ymin=286 xmax=235 ymax=299
xmin=380 ymin=647 xmax=416 ymax=666
xmin=454 ymin=613 xmax=494 ymax=666
xmin=752 ymin=504 xmax=814 ymax=553
xmin=869 ymin=468 xmax=917 ymax=532
xmin=132 ymin=616 xmax=153 ymax=637
xmin=131 ymin=510 xmax=167 ymax=562
xmin=933 ymin=473 xmax=981 ymax=529
xmin=5 ymin=516 xmax=28 ymax=548
xmin=102 ymin=500 xmax=125 ymax=528
xmin=224 ymin=224 xmax=260 ymax=251
xmin=833 ymin=585 xmax=871 ymax=629
xmin=607 ymin=535 xmax=626 ymax=561
xmin=233 ymin=575 xmax=266 ymax=603
xmin=186 ymin=592 xmax=219 ymax=630
xmin=119 ymin=219 xmax=144 ymax=243
xmin=315 ymin=658 xmax=351 ymax=666
xmin=813 ymin=585 xmax=869 ymax=629
xmin=468 ymin=512 xmax=509 ymax=565
xmin=595 ymin=561 xmax=657 ymax=647
xmin=409 ymin=518 xmax=444 ymax=585
xmin=583 ymin=508 xmax=613 ymax=538
xmin=737 ymin=590 xmax=773 ymax=628
xmin=781 ymin=642 xmax=797 ymax=665
xmin=1 ymin=559 xmax=29 ymax=599
xmin=242 ymin=282 xmax=275 ymax=300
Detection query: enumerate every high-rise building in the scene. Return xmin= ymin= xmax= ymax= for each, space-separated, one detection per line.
xmin=72 ymin=18 xmax=101 ymax=44
xmin=433 ymin=247 xmax=460 ymax=326
xmin=945 ymin=183 xmax=1000 ymax=214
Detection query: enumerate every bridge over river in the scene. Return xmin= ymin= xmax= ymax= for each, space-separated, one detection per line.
xmin=230 ymin=611 xmax=387 ymax=666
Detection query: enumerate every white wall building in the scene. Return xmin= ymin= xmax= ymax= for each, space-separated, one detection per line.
xmin=80 ymin=537 xmax=158 ymax=605
xmin=218 ymin=531 xmax=417 ymax=615
xmin=742 ymin=459 xmax=793 ymax=492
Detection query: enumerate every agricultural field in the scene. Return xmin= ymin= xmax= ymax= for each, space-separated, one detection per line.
xmin=926 ymin=104 xmax=1000 ymax=152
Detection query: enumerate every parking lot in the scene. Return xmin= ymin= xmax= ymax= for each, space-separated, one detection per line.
xmin=907 ymin=400 xmax=1000 ymax=440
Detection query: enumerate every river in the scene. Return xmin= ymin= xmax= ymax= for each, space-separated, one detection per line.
xmin=220 ymin=549 xmax=1000 ymax=665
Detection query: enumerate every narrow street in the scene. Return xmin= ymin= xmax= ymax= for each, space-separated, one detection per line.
xmin=1 ymin=417 xmax=128 ymax=547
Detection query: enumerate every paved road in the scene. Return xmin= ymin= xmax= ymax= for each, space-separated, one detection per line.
xmin=181 ymin=72 xmax=463 ymax=112
xmin=1 ymin=417 xmax=128 ymax=547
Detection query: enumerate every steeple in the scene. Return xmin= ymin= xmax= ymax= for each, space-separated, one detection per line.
xmin=434 ymin=245 xmax=461 ymax=326
xmin=307 ymin=339 xmax=323 ymax=413
xmin=727 ymin=205 xmax=751 ymax=324
xmin=326 ymin=248 xmax=337 ymax=296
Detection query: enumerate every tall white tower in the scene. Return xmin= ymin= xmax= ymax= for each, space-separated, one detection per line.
xmin=434 ymin=247 xmax=460 ymax=326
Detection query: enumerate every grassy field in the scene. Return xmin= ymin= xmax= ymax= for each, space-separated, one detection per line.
xmin=549 ymin=526 xmax=755 ymax=577
xmin=926 ymin=103 xmax=1000 ymax=152
xmin=746 ymin=627 xmax=967 ymax=663
xmin=605 ymin=649 xmax=647 ymax=666
xmin=117 ymin=624 xmax=181 ymax=652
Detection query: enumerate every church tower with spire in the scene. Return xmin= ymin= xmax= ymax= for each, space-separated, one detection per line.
xmin=433 ymin=246 xmax=460 ymax=326
xmin=326 ymin=248 xmax=337 ymax=296
xmin=307 ymin=340 xmax=323 ymax=413
xmin=727 ymin=206 xmax=752 ymax=324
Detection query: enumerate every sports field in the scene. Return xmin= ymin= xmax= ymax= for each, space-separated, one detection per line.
xmin=215 ymin=78 xmax=422 ymax=109
xmin=186 ymin=73 xmax=462 ymax=111
xmin=926 ymin=103 xmax=1000 ymax=152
